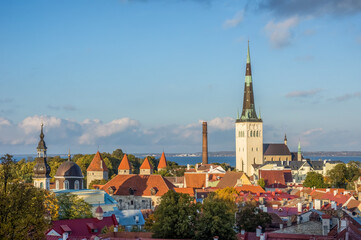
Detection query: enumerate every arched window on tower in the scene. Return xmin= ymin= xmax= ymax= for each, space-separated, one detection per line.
xmin=253 ymin=131 xmax=256 ymax=137
xmin=256 ymin=131 xmax=259 ymax=137
xmin=250 ymin=131 xmax=253 ymax=137
xmin=64 ymin=180 xmax=69 ymax=190
xmin=56 ymin=180 xmax=59 ymax=190
xmin=74 ymin=180 xmax=79 ymax=190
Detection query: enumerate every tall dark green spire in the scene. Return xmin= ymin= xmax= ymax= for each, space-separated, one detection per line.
xmin=238 ymin=41 xmax=261 ymax=122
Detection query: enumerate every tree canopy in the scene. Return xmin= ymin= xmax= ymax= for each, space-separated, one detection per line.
xmin=303 ymin=172 xmax=326 ymax=188
xmin=236 ymin=202 xmax=272 ymax=232
xmin=327 ymin=162 xmax=361 ymax=189
xmin=57 ymin=193 xmax=93 ymax=220
xmin=151 ymin=190 xmax=199 ymax=239
xmin=0 ymin=154 xmax=52 ymax=239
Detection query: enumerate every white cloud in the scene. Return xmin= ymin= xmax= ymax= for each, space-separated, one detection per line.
xmin=264 ymin=16 xmax=300 ymax=48
xmin=285 ymin=89 xmax=322 ymax=98
xmin=223 ymin=11 xmax=244 ymax=29
xmin=302 ymin=128 xmax=323 ymax=136
xmin=204 ymin=117 xmax=234 ymax=131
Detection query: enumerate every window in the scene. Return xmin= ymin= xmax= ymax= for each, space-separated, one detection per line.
xmin=250 ymin=131 xmax=253 ymax=137
xmin=40 ymin=182 xmax=44 ymax=189
xmin=256 ymin=131 xmax=259 ymax=137
xmin=64 ymin=180 xmax=69 ymax=190
xmin=131 ymin=200 xmax=134 ymax=205
xmin=56 ymin=180 xmax=59 ymax=190
xmin=74 ymin=180 xmax=79 ymax=190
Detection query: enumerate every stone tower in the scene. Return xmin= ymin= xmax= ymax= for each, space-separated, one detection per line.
xmin=33 ymin=123 xmax=51 ymax=190
xmin=140 ymin=157 xmax=153 ymax=175
xmin=202 ymin=122 xmax=208 ymax=165
xmin=235 ymin=42 xmax=263 ymax=176
xmin=118 ymin=154 xmax=132 ymax=175
xmin=157 ymin=152 xmax=168 ymax=171
xmin=86 ymin=151 xmax=108 ymax=188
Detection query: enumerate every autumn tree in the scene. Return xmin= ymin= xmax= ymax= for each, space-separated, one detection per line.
xmin=195 ymin=193 xmax=236 ymax=240
xmin=236 ymin=202 xmax=272 ymax=232
xmin=303 ymin=172 xmax=326 ymax=188
xmin=257 ymin=178 xmax=265 ymax=189
xmin=57 ymin=193 xmax=92 ymax=219
xmin=0 ymin=154 xmax=51 ymax=239
xmin=327 ymin=163 xmax=361 ymax=189
xmin=151 ymin=190 xmax=199 ymax=239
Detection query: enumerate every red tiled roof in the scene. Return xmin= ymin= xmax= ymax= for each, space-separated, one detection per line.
xmin=157 ymin=152 xmax=167 ymax=170
xmin=46 ymin=215 xmax=118 ymax=240
xmin=174 ymin=187 xmax=195 ymax=196
xmin=235 ymin=185 xmax=265 ymax=194
xmin=100 ymin=174 xmax=175 ymax=197
xmin=184 ymin=173 xmax=206 ymax=188
xmin=118 ymin=154 xmax=131 ymax=170
xmin=87 ymin=151 xmax=108 ymax=172
xmin=259 ymin=170 xmax=292 ymax=186
xmin=140 ymin=157 xmax=153 ymax=170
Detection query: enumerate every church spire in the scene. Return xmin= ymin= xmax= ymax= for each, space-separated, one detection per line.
xmin=37 ymin=123 xmax=47 ymax=157
xmin=239 ymin=41 xmax=261 ymax=122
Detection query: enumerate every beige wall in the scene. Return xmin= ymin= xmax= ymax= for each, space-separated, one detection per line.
xmin=236 ymin=121 xmax=263 ymax=176
xmin=87 ymin=171 xmax=108 ymax=188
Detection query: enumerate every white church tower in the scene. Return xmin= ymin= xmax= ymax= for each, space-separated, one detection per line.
xmin=235 ymin=42 xmax=263 ymax=176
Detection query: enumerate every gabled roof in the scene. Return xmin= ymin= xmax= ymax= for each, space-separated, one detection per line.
xmin=100 ymin=174 xmax=175 ymax=197
xmin=216 ymin=171 xmax=245 ymax=188
xmin=140 ymin=157 xmax=153 ymax=170
xmin=184 ymin=173 xmax=206 ymax=188
xmin=157 ymin=152 xmax=167 ymax=169
xmin=263 ymin=143 xmax=291 ymax=156
xmin=87 ymin=151 xmax=108 ymax=172
xmin=46 ymin=215 xmax=118 ymax=240
xmin=118 ymin=154 xmax=131 ymax=170
xmin=259 ymin=170 xmax=293 ymax=187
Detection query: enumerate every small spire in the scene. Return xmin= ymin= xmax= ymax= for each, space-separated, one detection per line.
xmin=237 ymin=109 xmax=239 ymax=119
xmin=40 ymin=122 xmax=44 ymax=140
xmin=298 ymin=140 xmax=301 ymax=153
xmin=68 ymin=149 xmax=71 ymax=161
xmin=247 ymin=40 xmax=251 ymax=64
xmin=284 ymin=134 xmax=287 ymax=141
xmin=259 ymin=107 xmax=261 ymax=119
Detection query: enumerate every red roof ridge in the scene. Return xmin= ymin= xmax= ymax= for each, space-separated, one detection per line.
xmin=118 ymin=154 xmax=131 ymax=170
xmin=157 ymin=152 xmax=167 ymax=169
xmin=87 ymin=151 xmax=108 ymax=172
xmin=140 ymin=157 xmax=153 ymax=170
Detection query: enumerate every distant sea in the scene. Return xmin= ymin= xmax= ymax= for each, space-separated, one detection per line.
xmin=10 ymin=155 xmax=361 ymax=167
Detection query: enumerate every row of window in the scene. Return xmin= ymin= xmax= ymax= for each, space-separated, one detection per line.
xmin=238 ymin=147 xmax=259 ymax=152
xmin=55 ymin=180 xmax=81 ymax=190
xmin=238 ymin=130 xmax=261 ymax=138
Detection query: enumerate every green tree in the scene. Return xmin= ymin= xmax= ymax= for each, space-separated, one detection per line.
xmin=195 ymin=193 xmax=236 ymax=240
xmin=57 ymin=193 xmax=92 ymax=219
xmin=236 ymin=202 xmax=272 ymax=232
xmin=0 ymin=154 xmax=51 ymax=239
xmin=303 ymin=172 xmax=326 ymax=188
xmin=88 ymin=179 xmax=108 ymax=189
xmin=152 ymin=190 xmax=199 ymax=239
xmin=257 ymin=178 xmax=265 ymax=189
xmin=327 ymin=163 xmax=361 ymax=189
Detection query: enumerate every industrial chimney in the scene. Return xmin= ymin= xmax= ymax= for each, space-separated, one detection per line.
xmin=202 ymin=122 xmax=208 ymax=164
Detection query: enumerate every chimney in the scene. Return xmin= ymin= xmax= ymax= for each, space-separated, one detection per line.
xmin=297 ymin=202 xmax=302 ymax=213
xmin=202 ymin=122 xmax=208 ymax=165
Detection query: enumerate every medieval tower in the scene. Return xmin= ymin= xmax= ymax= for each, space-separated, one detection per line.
xmin=235 ymin=42 xmax=263 ymax=176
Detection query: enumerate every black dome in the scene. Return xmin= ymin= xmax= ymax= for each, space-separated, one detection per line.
xmin=55 ymin=161 xmax=83 ymax=177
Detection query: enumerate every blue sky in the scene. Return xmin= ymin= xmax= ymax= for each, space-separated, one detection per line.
xmin=0 ymin=0 xmax=361 ymax=154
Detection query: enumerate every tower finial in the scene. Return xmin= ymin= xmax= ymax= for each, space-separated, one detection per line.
xmin=68 ymin=149 xmax=71 ymax=161
xmin=237 ymin=108 xmax=239 ymax=119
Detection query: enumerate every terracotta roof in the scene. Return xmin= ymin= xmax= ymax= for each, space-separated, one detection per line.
xmin=216 ymin=171 xmax=245 ymax=188
xmin=100 ymin=174 xmax=175 ymax=197
xmin=165 ymin=176 xmax=184 ymax=184
xmin=184 ymin=173 xmax=206 ymax=188
xmin=87 ymin=151 xmax=108 ymax=172
xmin=174 ymin=187 xmax=195 ymax=196
xmin=259 ymin=170 xmax=292 ymax=186
xmin=118 ymin=154 xmax=131 ymax=170
xmin=139 ymin=157 xmax=153 ymax=170
xmin=263 ymin=144 xmax=291 ymax=156
xmin=235 ymin=185 xmax=265 ymax=194
xmin=46 ymin=215 xmax=117 ymax=240
xmin=157 ymin=152 xmax=167 ymax=170
xmin=344 ymin=199 xmax=361 ymax=209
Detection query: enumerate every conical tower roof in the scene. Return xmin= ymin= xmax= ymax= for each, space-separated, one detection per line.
xmin=157 ymin=152 xmax=167 ymax=170
xmin=238 ymin=41 xmax=261 ymax=122
xmin=87 ymin=151 xmax=108 ymax=172
xmin=140 ymin=157 xmax=153 ymax=170
xmin=118 ymin=154 xmax=131 ymax=170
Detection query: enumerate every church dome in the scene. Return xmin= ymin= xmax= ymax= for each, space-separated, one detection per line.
xmin=55 ymin=161 xmax=83 ymax=178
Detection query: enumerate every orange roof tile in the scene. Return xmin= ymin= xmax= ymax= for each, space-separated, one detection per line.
xmin=184 ymin=173 xmax=206 ymax=188
xmin=87 ymin=151 xmax=108 ymax=172
xmin=235 ymin=185 xmax=265 ymax=194
xmin=100 ymin=174 xmax=175 ymax=196
xmin=118 ymin=154 xmax=131 ymax=170
xmin=174 ymin=187 xmax=195 ymax=196
xmin=157 ymin=152 xmax=167 ymax=170
xmin=140 ymin=157 xmax=153 ymax=170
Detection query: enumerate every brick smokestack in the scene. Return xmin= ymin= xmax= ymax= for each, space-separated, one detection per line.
xmin=202 ymin=122 xmax=208 ymax=165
